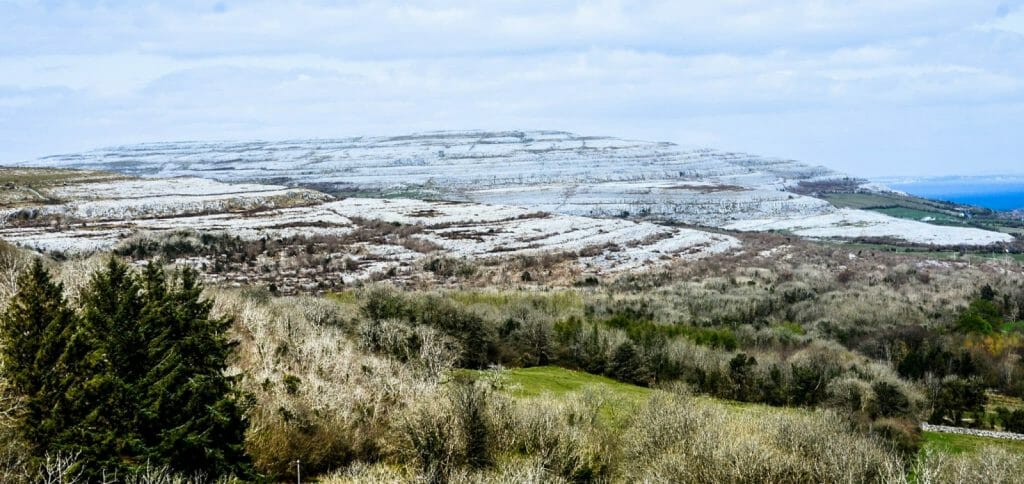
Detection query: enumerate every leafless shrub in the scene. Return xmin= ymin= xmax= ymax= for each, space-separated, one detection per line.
xmin=423 ymin=256 xmax=478 ymax=279
xmin=36 ymin=452 xmax=83 ymax=484
xmin=827 ymin=376 xmax=875 ymax=415
xmin=398 ymin=390 xmax=465 ymax=483
xmin=0 ymin=240 xmax=30 ymax=308
xmin=397 ymin=236 xmax=442 ymax=254
xmin=295 ymin=295 xmax=346 ymax=327
xmin=618 ymin=394 xmax=902 ymax=483
xmin=909 ymin=447 xmax=1024 ymax=484
xmin=120 ymin=464 xmax=208 ymax=484
xmin=345 ymin=217 xmax=424 ymax=243
xmin=357 ymin=318 xmax=461 ymax=381
xmin=0 ymin=401 xmax=30 ymax=484
xmin=212 ymin=290 xmax=443 ymax=479
xmin=53 ymin=254 xmax=108 ymax=306
xmin=447 ymin=457 xmax=563 ymax=484
xmin=322 ymin=457 xmax=562 ymax=484
xmin=488 ymin=390 xmax=613 ymax=482
xmin=320 ymin=461 xmax=413 ymax=483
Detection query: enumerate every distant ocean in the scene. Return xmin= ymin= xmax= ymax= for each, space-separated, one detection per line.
xmin=886 ymin=178 xmax=1024 ymax=212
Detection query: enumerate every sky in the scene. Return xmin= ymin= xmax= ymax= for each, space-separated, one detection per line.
xmin=1 ymin=1 xmax=1024 ymax=177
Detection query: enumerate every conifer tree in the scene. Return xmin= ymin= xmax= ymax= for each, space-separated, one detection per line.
xmin=69 ymin=257 xmax=148 ymax=475
xmin=3 ymin=258 xmax=250 ymax=479
xmin=139 ymin=265 xmax=250 ymax=478
xmin=0 ymin=259 xmax=76 ymax=456
xmin=80 ymin=258 xmax=148 ymax=382
xmin=609 ymin=341 xmax=649 ymax=385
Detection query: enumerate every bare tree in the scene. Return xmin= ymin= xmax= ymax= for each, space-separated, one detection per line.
xmin=0 ymin=243 xmax=29 ymax=307
xmin=37 ymin=452 xmax=83 ymax=484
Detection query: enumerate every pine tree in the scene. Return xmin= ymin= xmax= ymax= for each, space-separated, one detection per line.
xmin=581 ymin=324 xmax=608 ymax=374
xmin=3 ymin=258 xmax=250 ymax=478
xmin=80 ymin=258 xmax=148 ymax=382
xmin=68 ymin=257 xmax=148 ymax=476
xmin=609 ymin=341 xmax=649 ymax=385
xmin=139 ymin=265 xmax=250 ymax=478
xmin=0 ymin=259 xmax=77 ymax=456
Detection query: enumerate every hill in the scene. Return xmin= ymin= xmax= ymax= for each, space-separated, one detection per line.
xmin=0 ymin=167 xmax=737 ymax=288
xmin=18 ymin=131 xmax=1015 ymax=247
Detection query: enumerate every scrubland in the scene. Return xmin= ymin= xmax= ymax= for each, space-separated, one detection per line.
xmin=3 ymin=226 xmax=1024 ymax=482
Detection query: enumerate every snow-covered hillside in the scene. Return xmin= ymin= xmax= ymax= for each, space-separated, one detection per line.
xmin=0 ymin=175 xmax=738 ymax=276
xmin=15 ymin=131 xmax=1014 ymax=246
xmin=0 ymin=177 xmax=329 ymax=224
xmin=23 ymin=131 xmax=850 ymax=226
xmin=725 ymin=209 xmax=1012 ymax=246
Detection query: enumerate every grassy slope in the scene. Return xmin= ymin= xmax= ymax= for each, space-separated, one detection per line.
xmin=819 ymin=240 xmax=1024 ymax=263
xmin=0 ymin=167 xmax=131 ymax=208
xmin=494 ymin=366 xmax=1024 ymax=461
xmin=0 ymin=167 xmax=126 ymax=186
xmin=499 ymin=366 xmax=651 ymax=401
xmin=487 ymin=366 xmax=802 ymax=426
xmin=873 ymin=207 xmax=962 ymax=224
xmin=824 ymin=192 xmax=1024 ymax=237
xmin=483 ymin=366 xmax=653 ymax=426
xmin=921 ymin=431 xmax=1024 ymax=455
xmin=823 ymin=192 xmax=958 ymax=212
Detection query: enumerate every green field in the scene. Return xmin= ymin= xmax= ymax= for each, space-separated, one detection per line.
xmin=823 ymin=191 xmax=1024 ymax=238
xmin=446 ymin=289 xmax=584 ymax=313
xmin=823 ymin=192 xmax=959 ymax=213
xmin=921 ymin=431 xmax=1024 ymax=455
xmin=487 ymin=366 xmax=1024 ymax=465
xmin=482 ymin=366 xmax=808 ymax=427
xmin=818 ymin=240 xmax=1024 ymax=264
xmin=873 ymin=207 xmax=964 ymax=225
xmin=494 ymin=366 xmax=653 ymax=401
xmin=479 ymin=366 xmax=654 ymax=425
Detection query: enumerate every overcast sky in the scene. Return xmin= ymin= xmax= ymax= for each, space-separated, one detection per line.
xmin=2 ymin=1 xmax=1023 ymax=177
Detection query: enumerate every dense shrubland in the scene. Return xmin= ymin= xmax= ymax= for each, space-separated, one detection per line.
xmin=608 ymin=235 xmax=1024 ymax=411
xmin=220 ymin=282 xmax=1020 ymax=482
xmin=3 ymin=232 xmax=1024 ymax=480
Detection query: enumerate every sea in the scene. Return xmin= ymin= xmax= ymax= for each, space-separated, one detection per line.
xmin=885 ymin=178 xmax=1024 ymax=212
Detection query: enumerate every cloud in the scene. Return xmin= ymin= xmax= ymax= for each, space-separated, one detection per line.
xmin=983 ymin=3 xmax=1024 ymax=35
xmin=0 ymin=1 xmax=1022 ymax=176
xmin=0 ymin=1 xmax=1006 ymax=57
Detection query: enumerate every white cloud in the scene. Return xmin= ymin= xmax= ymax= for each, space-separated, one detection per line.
xmin=981 ymin=2 xmax=1024 ymax=35
xmin=0 ymin=1 xmax=1022 ymax=176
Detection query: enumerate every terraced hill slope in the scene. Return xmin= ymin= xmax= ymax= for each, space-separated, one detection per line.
xmin=17 ymin=131 xmax=1015 ymax=246
xmin=0 ymin=169 xmax=737 ymax=283
xmin=19 ymin=131 xmax=854 ymax=226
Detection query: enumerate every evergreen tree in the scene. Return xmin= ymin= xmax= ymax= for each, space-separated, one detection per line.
xmin=729 ymin=353 xmax=758 ymax=401
xmin=956 ymin=299 xmax=1002 ymax=334
xmin=2 ymin=258 xmax=251 ymax=479
xmin=609 ymin=341 xmax=649 ymax=385
xmin=80 ymin=258 xmax=148 ymax=381
xmin=870 ymin=381 xmax=911 ymax=418
xmin=139 ymin=265 xmax=250 ymax=478
xmin=580 ymin=324 xmax=608 ymax=374
xmin=69 ymin=257 xmax=148 ymax=476
xmin=0 ymin=259 xmax=77 ymax=456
